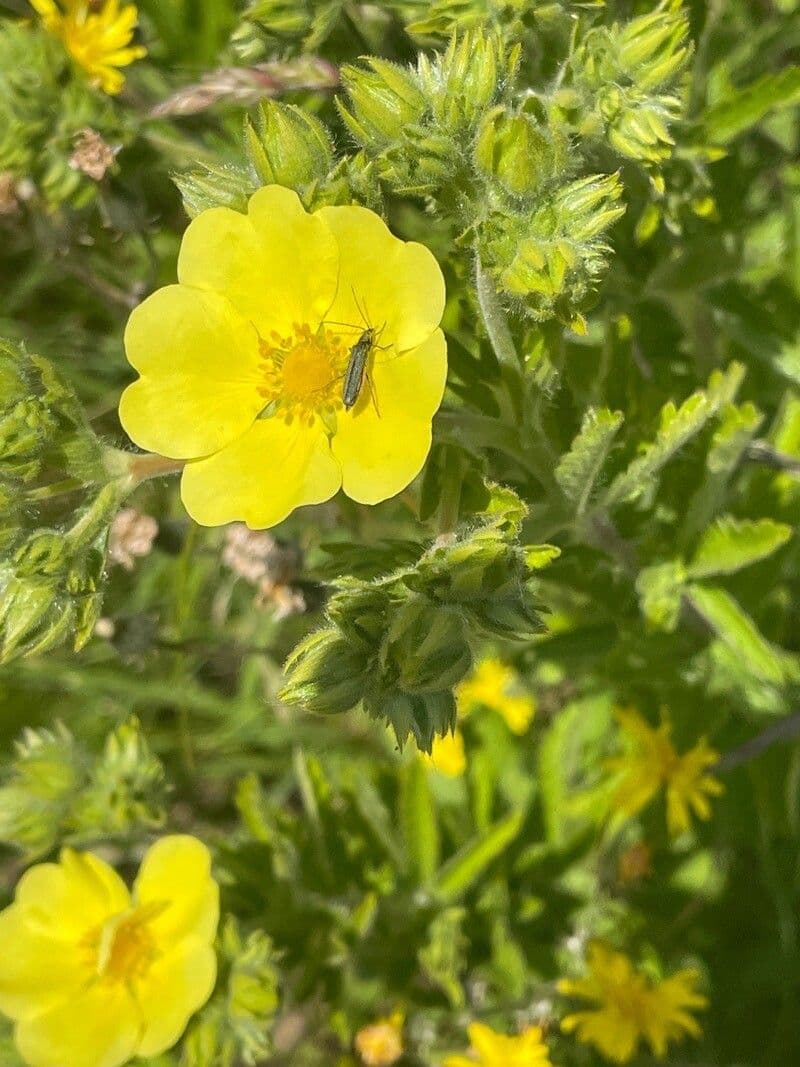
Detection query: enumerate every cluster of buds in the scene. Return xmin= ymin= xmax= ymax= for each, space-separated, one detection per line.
xmin=0 ymin=338 xmax=125 ymax=662
xmin=564 ymin=2 xmax=692 ymax=169
xmin=281 ymin=487 xmax=545 ymax=750
xmin=0 ymin=718 xmax=166 ymax=859
xmin=0 ymin=19 xmax=124 ymax=210
xmin=182 ymin=919 xmax=279 ymax=1067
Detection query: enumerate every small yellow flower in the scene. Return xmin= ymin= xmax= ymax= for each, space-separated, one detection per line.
xmin=444 ymin=1022 xmax=554 ymax=1067
xmin=559 ymin=942 xmax=707 ymax=1064
xmin=355 ymin=1010 xmax=404 ymax=1066
xmin=456 ymin=657 xmax=536 ymax=734
xmin=605 ymin=708 xmax=723 ymax=837
xmin=120 ymin=186 xmax=447 ymax=529
xmin=424 ymin=729 xmax=467 ymax=777
xmin=0 ymin=835 xmax=219 ymax=1067
xmin=30 ymin=0 xmax=146 ymax=95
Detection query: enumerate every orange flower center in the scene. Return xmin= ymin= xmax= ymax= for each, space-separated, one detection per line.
xmin=257 ymin=323 xmax=349 ymax=425
xmin=84 ymin=901 xmax=166 ymax=984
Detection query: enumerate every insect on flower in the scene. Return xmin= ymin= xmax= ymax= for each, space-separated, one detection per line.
xmin=327 ymin=289 xmax=390 ymax=414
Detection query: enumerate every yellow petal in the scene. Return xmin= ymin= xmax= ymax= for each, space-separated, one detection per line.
xmin=332 ymin=329 xmax=446 ymax=504
xmin=133 ymin=835 xmax=219 ymax=947
xmin=0 ymin=904 xmax=83 ymax=1021
xmin=467 ymin=1022 xmax=502 ymax=1056
xmin=318 ymin=204 xmax=445 ymax=353
xmin=15 ymin=849 xmax=129 ymax=940
xmin=135 ymin=939 xmax=217 ymax=1057
xmin=180 ymin=416 xmax=341 ymax=528
xmin=120 ymin=285 xmax=265 ymax=459
xmin=177 ymin=186 xmax=339 ymax=339
xmin=15 ymin=983 xmax=140 ymax=1067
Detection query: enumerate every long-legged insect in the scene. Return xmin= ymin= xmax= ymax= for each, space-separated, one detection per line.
xmin=327 ymin=289 xmax=389 ymax=414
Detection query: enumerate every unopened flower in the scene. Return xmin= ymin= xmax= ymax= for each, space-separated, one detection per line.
xmin=30 ymin=0 xmax=146 ymax=95
xmin=355 ymin=1010 xmax=404 ymax=1066
xmin=444 ymin=1022 xmax=554 ymax=1067
xmin=108 ymin=507 xmax=158 ymax=570
xmin=456 ymin=656 xmax=536 ymax=734
xmin=69 ymin=128 xmax=116 ymax=181
xmin=119 ymin=185 xmax=447 ymax=529
xmin=559 ymin=942 xmax=707 ymax=1064
xmin=0 ymin=835 xmax=218 ymax=1067
xmin=605 ymin=708 xmax=723 ymax=837
xmin=424 ymin=728 xmax=466 ymax=777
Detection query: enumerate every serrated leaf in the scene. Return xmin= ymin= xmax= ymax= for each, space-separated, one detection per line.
xmin=687 ymin=585 xmax=788 ymax=685
xmin=687 ymin=517 xmax=792 ymax=579
xmin=704 ymin=66 xmax=800 ymax=143
xmin=555 ymin=408 xmax=623 ymax=512
xmin=604 ymin=363 xmax=744 ymax=507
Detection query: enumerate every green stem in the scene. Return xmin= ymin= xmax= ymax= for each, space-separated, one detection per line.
xmin=475 ymin=255 xmax=520 ymax=372
xmin=437 ymin=447 xmax=464 ymax=536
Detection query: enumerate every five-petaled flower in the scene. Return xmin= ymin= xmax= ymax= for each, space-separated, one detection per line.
xmin=119 ymin=185 xmax=448 ymax=529
xmin=0 ymin=835 xmax=219 ymax=1067
xmin=30 ymin=0 xmax=146 ymax=95
xmin=559 ymin=942 xmax=707 ymax=1064
xmin=444 ymin=1021 xmax=554 ymax=1067
xmin=605 ymin=707 xmax=723 ymax=837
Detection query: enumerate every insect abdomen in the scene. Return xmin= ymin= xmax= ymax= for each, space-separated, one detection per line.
xmin=342 ymin=330 xmax=375 ymax=410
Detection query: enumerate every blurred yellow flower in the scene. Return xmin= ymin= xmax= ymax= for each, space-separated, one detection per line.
xmin=456 ymin=656 xmax=536 ymax=734
xmin=424 ymin=729 xmax=467 ymax=777
xmin=355 ymin=1010 xmax=404 ymax=1066
xmin=559 ymin=942 xmax=707 ymax=1064
xmin=30 ymin=0 xmax=146 ymax=95
xmin=444 ymin=1022 xmax=554 ymax=1067
xmin=605 ymin=708 xmax=723 ymax=837
xmin=120 ymin=185 xmax=447 ymax=529
xmin=0 ymin=835 xmax=218 ymax=1067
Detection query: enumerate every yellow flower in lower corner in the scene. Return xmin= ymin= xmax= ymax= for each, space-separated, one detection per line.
xmin=424 ymin=729 xmax=467 ymax=777
xmin=444 ymin=1022 xmax=554 ymax=1067
xmin=559 ymin=942 xmax=707 ymax=1064
xmin=119 ymin=185 xmax=448 ymax=530
xmin=606 ymin=708 xmax=722 ymax=837
xmin=0 ymin=835 xmax=219 ymax=1067
xmin=355 ymin=1010 xmax=404 ymax=1066
xmin=31 ymin=0 xmax=146 ymax=95
xmin=456 ymin=656 xmax=536 ymax=734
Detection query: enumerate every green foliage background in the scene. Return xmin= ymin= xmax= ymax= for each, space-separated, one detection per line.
xmin=1 ymin=0 xmax=800 ymax=1064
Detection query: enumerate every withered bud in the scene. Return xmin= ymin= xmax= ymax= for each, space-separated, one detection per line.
xmin=108 ymin=508 xmax=158 ymax=571
xmin=69 ymin=129 xmax=116 ymax=182
xmin=223 ymin=524 xmax=300 ymax=587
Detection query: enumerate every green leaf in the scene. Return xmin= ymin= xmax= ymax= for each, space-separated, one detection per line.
xmin=555 ymin=408 xmax=623 ymax=512
xmin=687 ymin=517 xmax=792 ymax=579
xmin=604 ymin=363 xmax=744 ymax=507
xmin=399 ymin=758 xmax=440 ymax=884
xmin=704 ymin=66 xmax=800 ymax=143
xmin=636 ymin=560 xmax=686 ymax=632
xmin=687 ymin=585 xmax=789 ymax=685
xmin=433 ymin=808 xmax=524 ymax=899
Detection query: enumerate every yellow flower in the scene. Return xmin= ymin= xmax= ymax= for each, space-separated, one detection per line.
xmin=605 ymin=708 xmax=723 ymax=837
xmin=120 ymin=185 xmax=447 ymax=529
xmin=559 ymin=942 xmax=707 ymax=1064
xmin=424 ymin=728 xmax=467 ymax=777
xmin=355 ymin=1010 xmax=404 ymax=1066
xmin=444 ymin=1022 xmax=554 ymax=1067
xmin=0 ymin=835 xmax=219 ymax=1067
xmin=456 ymin=656 xmax=536 ymax=734
xmin=30 ymin=0 xmax=146 ymax=95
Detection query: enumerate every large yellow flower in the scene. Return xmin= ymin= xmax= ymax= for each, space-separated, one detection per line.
xmin=605 ymin=708 xmax=723 ymax=837
xmin=30 ymin=0 xmax=146 ymax=95
xmin=559 ymin=942 xmax=707 ymax=1064
xmin=119 ymin=186 xmax=447 ymax=529
xmin=0 ymin=835 xmax=219 ymax=1067
xmin=444 ymin=1022 xmax=554 ymax=1067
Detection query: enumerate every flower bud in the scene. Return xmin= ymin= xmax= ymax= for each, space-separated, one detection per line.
xmin=339 ymin=60 xmax=425 ymax=145
xmin=368 ymin=688 xmax=457 ymax=753
xmin=280 ymin=628 xmax=371 ymax=715
xmin=245 ymin=100 xmax=333 ymax=189
xmin=384 ymin=598 xmax=471 ymax=695
xmin=475 ymin=108 xmax=567 ymax=198
xmin=327 ymin=579 xmax=394 ymax=648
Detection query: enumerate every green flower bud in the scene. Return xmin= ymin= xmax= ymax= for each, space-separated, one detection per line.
xmin=280 ymin=628 xmax=371 ymax=714
xmin=244 ymin=100 xmax=333 ymax=190
xmin=475 ymin=107 xmax=567 ymax=198
xmin=339 ymin=60 xmax=425 ymax=145
xmin=420 ymin=30 xmax=509 ymax=128
xmin=327 ymin=579 xmax=394 ymax=649
xmin=383 ymin=598 xmax=471 ymax=695
xmin=617 ymin=5 xmax=692 ymax=91
xmin=367 ymin=688 xmax=457 ymax=753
